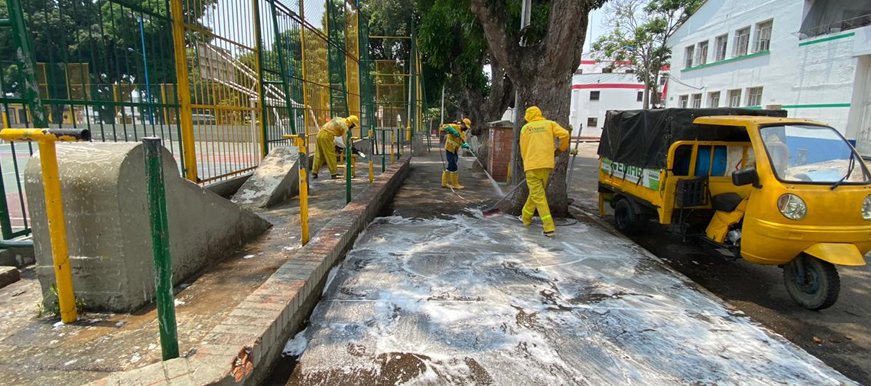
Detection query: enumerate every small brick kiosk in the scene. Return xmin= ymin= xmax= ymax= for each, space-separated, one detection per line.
xmin=487 ymin=120 xmax=514 ymax=182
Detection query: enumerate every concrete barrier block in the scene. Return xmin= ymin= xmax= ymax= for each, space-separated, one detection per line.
xmin=25 ymin=142 xmax=271 ymax=312
xmin=231 ymin=146 xmax=299 ymax=208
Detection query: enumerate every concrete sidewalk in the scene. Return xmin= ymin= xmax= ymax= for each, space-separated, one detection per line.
xmin=0 ymin=168 xmax=380 ymax=386
xmin=282 ymin=152 xmax=856 ymax=385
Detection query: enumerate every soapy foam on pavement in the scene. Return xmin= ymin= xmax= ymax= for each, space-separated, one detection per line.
xmin=288 ymin=214 xmax=856 ymax=385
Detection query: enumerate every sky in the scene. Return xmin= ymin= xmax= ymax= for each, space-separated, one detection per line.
xmin=583 ymin=7 xmax=608 ymax=56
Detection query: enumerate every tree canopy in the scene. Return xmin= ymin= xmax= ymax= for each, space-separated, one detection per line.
xmin=592 ymin=0 xmax=703 ymax=108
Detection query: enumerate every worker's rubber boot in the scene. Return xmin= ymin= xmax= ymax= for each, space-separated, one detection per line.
xmin=312 ymin=173 xmax=318 ymax=179
xmin=441 ymin=171 xmax=450 ymax=188
xmin=451 ymin=172 xmax=465 ymax=190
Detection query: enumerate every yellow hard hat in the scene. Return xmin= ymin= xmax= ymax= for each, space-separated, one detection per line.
xmin=346 ymin=115 xmax=359 ymax=128
xmin=462 ymin=118 xmax=472 ymax=128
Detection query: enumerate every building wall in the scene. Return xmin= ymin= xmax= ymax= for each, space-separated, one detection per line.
xmin=666 ymin=0 xmax=871 ymax=152
xmin=570 ymin=74 xmax=645 ymax=138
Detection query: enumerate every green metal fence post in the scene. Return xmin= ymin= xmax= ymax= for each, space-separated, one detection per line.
xmin=268 ymin=0 xmax=297 ymax=136
xmin=252 ymin=0 xmax=270 ymax=157
xmin=143 ymin=137 xmax=179 ymax=360
xmin=345 ymin=130 xmax=352 ymax=204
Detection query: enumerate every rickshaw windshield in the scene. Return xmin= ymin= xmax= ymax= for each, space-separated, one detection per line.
xmin=760 ymin=124 xmax=869 ymax=184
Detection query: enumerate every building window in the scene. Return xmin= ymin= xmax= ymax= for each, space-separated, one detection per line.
xmin=587 ymin=117 xmax=598 ymax=127
xmin=754 ymin=20 xmax=773 ymax=52
xmin=695 ymin=41 xmax=709 ymax=65
xmin=691 ymin=93 xmax=702 ymax=108
xmin=747 ymin=87 xmax=763 ymax=106
xmin=659 ymin=74 xmax=668 ymax=86
xmin=684 ymin=45 xmax=695 ymax=68
xmin=715 ymin=34 xmax=728 ymax=61
xmin=590 ymin=91 xmax=600 ymax=101
xmin=728 ymin=89 xmax=742 ymax=107
xmin=708 ymin=91 xmax=721 ymax=107
xmin=733 ymin=27 xmax=750 ymax=57
xmin=637 ymin=91 xmax=644 ymax=102
xmin=602 ymin=67 xmax=613 ymax=73
xmin=679 ymin=95 xmax=689 ymax=108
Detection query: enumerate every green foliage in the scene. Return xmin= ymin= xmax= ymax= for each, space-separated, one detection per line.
xmin=417 ymin=0 xmax=488 ymax=92
xmin=592 ymin=0 xmax=703 ymax=105
xmin=36 ymin=284 xmax=87 ymax=319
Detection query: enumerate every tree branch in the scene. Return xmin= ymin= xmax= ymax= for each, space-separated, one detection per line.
xmin=469 ymin=0 xmax=521 ymax=82
xmin=543 ymin=0 xmax=593 ymax=80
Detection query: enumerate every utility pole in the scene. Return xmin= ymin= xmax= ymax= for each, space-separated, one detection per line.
xmin=509 ymin=0 xmax=531 ymax=185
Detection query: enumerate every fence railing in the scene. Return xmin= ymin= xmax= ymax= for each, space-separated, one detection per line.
xmin=0 ymin=0 xmax=427 ymax=241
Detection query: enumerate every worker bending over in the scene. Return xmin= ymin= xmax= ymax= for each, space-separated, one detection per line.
xmin=519 ymin=107 xmax=569 ymax=237
xmin=313 ymin=115 xmax=358 ymax=179
xmin=440 ymin=118 xmax=471 ymax=189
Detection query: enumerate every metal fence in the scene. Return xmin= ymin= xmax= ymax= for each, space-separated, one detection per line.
xmin=0 ymin=0 xmax=422 ymax=240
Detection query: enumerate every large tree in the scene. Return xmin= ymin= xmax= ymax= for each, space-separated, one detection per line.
xmin=592 ymin=0 xmax=702 ymax=109
xmin=417 ymin=0 xmax=513 ymax=136
xmin=469 ymin=0 xmax=606 ymax=217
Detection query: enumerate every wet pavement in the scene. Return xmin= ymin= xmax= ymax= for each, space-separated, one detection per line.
xmin=568 ymin=141 xmax=871 ymax=385
xmin=280 ymin=151 xmax=856 ymax=385
xmin=0 ymin=169 xmax=380 ymax=386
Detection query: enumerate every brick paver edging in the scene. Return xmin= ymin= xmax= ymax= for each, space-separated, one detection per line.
xmin=87 ymin=155 xmax=412 ymax=386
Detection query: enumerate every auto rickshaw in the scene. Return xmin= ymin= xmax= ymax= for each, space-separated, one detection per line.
xmin=597 ymin=108 xmax=871 ymax=310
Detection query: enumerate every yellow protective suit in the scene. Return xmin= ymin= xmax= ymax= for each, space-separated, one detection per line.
xmin=313 ymin=117 xmax=352 ymax=176
xmin=519 ymin=107 xmax=569 ymax=234
xmin=440 ymin=123 xmax=467 ymax=154
xmin=519 ymin=107 xmax=569 ymax=171
xmin=522 ymin=168 xmax=555 ymax=233
xmin=705 ymin=198 xmax=749 ymax=243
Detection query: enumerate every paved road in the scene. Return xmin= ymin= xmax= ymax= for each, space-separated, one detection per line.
xmin=274 ymin=152 xmax=856 ymax=385
xmin=568 ymin=142 xmax=871 ymax=385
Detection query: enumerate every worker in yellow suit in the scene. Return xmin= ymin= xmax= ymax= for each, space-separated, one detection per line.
xmin=440 ymin=118 xmax=471 ymax=189
xmin=313 ymin=115 xmax=358 ymax=179
xmin=519 ymin=106 xmax=569 ymax=237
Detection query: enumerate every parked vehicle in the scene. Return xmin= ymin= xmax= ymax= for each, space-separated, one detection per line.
xmin=598 ymin=108 xmax=871 ymax=310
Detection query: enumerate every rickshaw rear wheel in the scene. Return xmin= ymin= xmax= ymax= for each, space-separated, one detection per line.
xmin=614 ymin=199 xmax=646 ymax=235
xmin=783 ymin=254 xmax=840 ymax=310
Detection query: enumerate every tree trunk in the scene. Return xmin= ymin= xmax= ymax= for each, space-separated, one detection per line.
xmin=471 ymin=0 xmax=596 ymax=218
xmin=497 ymin=73 xmax=574 ymax=218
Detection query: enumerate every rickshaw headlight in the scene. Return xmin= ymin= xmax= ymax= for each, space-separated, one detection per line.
xmin=862 ymin=195 xmax=871 ymax=221
xmin=777 ymin=194 xmax=807 ymax=220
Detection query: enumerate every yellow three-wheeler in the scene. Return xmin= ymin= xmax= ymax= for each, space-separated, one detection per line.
xmin=598 ymin=108 xmax=871 ymax=310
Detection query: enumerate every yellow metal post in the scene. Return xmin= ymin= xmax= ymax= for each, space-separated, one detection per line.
xmin=298 ymin=0 xmax=311 ymax=155
xmin=39 ymin=140 xmax=77 ymax=323
xmin=285 ymin=135 xmax=309 ymax=245
xmin=1 ymin=128 xmax=90 ymax=324
xmin=169 ymin=0 xmax=198 ymax=182
xmin=368 ymin=129 xmax=374 ymax=183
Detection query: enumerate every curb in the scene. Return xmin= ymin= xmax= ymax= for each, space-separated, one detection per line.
xmin=87 ymin=155 xmax=412 ymax=386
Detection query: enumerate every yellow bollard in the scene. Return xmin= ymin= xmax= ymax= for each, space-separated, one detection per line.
xmin=350 ymin=155 xmax=356 ymax=178
xmin=1 ymin=128 xmax=90 ymax=324
xmin=285 ymin=134 xmax=309 ymax=245
xmin=368 ymin=129 xmax=374 ymax=183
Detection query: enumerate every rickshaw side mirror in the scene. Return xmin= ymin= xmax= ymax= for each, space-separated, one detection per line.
xmin=732 ymin=167 xmax=760 ymax=187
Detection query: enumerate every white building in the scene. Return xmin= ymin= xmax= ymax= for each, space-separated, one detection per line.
xmin=666 ymin=0 xmax=871 ymax=153
xmin=569 ymin=59 xmax=669 ymax=138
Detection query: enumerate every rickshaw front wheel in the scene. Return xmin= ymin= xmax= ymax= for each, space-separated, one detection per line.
xmin=614 ymin=199 xmax=647 ymax=235
xmin=783 ymin=254 xmax=840 ymax=310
